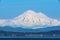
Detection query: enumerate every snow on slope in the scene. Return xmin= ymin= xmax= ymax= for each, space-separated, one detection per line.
xmin=9 ymin=10 xmax=60 ymax=29
xmin=0 ymin=19 xmax=8 ymax=26
xmin=0 ymin=10 xmax=60 ymax=29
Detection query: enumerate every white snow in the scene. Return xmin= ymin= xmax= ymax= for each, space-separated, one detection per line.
xmin=0 ymin=10 xmax=60 ymax=29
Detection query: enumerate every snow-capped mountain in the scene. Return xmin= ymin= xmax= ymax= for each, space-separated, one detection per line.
xmin=0 ymin=10 xmax=60 ymax=29
xmin=8 ymin=10 xmax=60 ymax=29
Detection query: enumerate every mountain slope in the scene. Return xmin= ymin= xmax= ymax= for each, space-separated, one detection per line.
xmin=9 ymin=10 xmax=60 ymax=29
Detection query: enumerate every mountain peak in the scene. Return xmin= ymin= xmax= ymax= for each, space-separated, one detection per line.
xmin=24 ymin=10 xmax=37 ymax=15
xmin=14 ymin=10 xmax=37 ymax=19
xmin=25 ymin=10 xmax=46 ymax=17
xmin=26 ymin=10 xmax=35 ymax=13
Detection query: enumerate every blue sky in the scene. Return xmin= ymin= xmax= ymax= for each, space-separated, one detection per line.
xmin=0 ymin=0 xmax=60 ymax=20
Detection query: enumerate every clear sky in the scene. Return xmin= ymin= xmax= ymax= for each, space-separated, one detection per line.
xmin=0 ymin=0 xmax=60 ymax=20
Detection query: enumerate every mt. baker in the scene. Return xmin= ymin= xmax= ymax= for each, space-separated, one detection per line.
xmin=0 ymin=10 xmax=60 ymax=29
